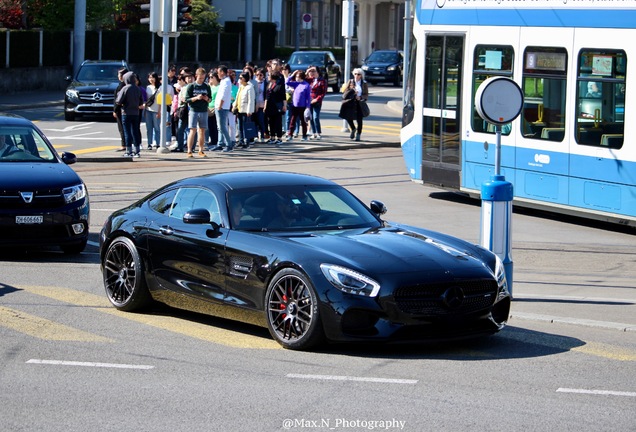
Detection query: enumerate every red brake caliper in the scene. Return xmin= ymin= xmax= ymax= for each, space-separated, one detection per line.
xmin=280 ymin=294 xmax=288 ymax=319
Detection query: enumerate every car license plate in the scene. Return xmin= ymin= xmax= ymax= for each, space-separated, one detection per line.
xmin=16 ymin=215 xmax=43 ymax=224
xmin=91 ymin=103 xmax=104 ymax=106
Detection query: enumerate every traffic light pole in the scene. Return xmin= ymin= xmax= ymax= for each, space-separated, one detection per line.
xmin=157 ymin=0 xmax=178 ymax=154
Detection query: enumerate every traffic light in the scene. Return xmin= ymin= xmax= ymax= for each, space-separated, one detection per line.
xmin=139 ymin=0 xmax=162 ymax=33
xmin=172 ymin=0 xmax=192 ymax=31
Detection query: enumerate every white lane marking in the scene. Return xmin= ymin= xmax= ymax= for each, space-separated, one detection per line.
xmin=557 ymin=388 xmax=636 ymax=397
xmin=511 ymin=312 xmax=636 ymax=332
xmin=514 ymin=293 xmax=636 ymax=304
xmin=287 ymin=373 xmax=417 ymax=385
xmin=26 ymin=359 xmax=154 ymax=370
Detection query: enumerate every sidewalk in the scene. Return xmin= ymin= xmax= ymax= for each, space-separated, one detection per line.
xmin=0 ymin=90 xmax=403 ymax=162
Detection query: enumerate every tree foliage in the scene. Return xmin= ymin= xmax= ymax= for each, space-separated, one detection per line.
xmin=0 ymin=0 xmax=220 ymax=31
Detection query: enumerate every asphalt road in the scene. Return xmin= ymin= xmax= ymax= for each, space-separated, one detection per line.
xmin=1 ymin=99 xmax=635 ymax=431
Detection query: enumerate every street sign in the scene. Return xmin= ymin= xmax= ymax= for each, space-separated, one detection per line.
xmin=302 ymin=13 xmax=312 ymax=30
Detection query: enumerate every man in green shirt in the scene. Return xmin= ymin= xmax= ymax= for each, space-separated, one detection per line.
xmin=185 ymin=67 xmax=212 ymax=157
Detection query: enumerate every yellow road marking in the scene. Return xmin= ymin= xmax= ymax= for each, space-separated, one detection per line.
xmin=72 ymin=146 xmax=122 ymax=155
xmin=572 ymin=342 xmax=636 ymax=362
xmin=17 ymin=285 xmax=280 ymax=350
xmin=0 ymin=306 xmax=112 ymax=342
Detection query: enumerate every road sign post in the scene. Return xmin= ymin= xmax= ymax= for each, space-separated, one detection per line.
xmin=474 ymin=76 xmax=523 ymax=296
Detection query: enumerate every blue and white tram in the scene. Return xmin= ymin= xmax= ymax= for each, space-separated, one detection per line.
xmin=401 ymin=0 xmax=636 ymax=226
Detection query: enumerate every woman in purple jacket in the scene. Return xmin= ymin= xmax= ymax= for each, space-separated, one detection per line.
xmin=285 ymin=70 xmax=311 ymax=141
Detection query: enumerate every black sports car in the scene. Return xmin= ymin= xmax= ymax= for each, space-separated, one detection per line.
xmin=100 ymin=172 xmax=510 ymax=350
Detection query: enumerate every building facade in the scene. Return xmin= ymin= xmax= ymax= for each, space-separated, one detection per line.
xmin=213 ymin=0 xmax=406 ymax=64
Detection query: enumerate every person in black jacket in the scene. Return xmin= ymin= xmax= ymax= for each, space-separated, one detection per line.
xmin=263 ymin=72 xmax=287 ymax=145
xmin=338 ymin=68 xmax=369 ymax=141
xmin=112 ymin=67 xmax=128 ymax=152
xmin=115 ymin=71 xmax=144 ymax=158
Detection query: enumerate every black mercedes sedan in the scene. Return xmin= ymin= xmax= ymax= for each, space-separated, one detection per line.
xmin=361 ymin=50 xmax=403 ymax=86
xmin=100 ymin=171 xmax=510 ymax=350
xmin=0 ymin=113 xmax=89 ymax=254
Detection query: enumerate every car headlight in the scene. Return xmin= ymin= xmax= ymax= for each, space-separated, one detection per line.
xmin=361 ymin=65 xmax=369 ymax=71
xmin=493 ymin=255 xmax=509 ymax=295
xmin=63 ymin=184 xmax=86 ymax=203
xmin=387 ymin=65 xmax=396 ymax=71
xmin=66 ymin=89 xmax=79 ymax=101
xmin=320 ymin=264 xmax=380 ymax=297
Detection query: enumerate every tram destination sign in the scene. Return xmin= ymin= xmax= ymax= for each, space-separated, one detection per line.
xmin=526 ymin=51 xmax=567 ymax=72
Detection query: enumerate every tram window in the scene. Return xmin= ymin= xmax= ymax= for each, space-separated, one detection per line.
xmin=575 ymin=49 xmax=626 ymax=149
xmin=521 ymin=47 xmax=568 ymax=142
xmin=471 ymin=45 xmax=514 ymax=135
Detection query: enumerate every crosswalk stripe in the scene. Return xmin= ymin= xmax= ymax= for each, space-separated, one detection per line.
xmin=0 ymin=306 xmax=112 ymax=342
xmin=16 ymin=285 xmax=280 ymax=350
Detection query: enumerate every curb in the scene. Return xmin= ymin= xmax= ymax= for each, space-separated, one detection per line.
xmin=77 ymin=141 xmax=401 ymax=163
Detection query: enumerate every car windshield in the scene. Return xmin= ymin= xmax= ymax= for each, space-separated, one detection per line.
xmin=76 ymin=64 xmax=121 ymax=81
xmin=289 ymin=53 xmax=324 ymax=66
xmin=367 ymin=52 xmax=399 ymax=63
xmin=0 ymin=126 xmax=57 ymax=162
xmin=228 ymin=185 xmax=381 ymax=232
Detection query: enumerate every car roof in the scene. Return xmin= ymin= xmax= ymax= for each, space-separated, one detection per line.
xmin=178 ymin=171 xmax=337 ymax=191
xmin=81 ymin=60 xmax=127 ymax=66
xmin=291 ymin=50 xmax=332 ymax=54
xmin=0 ymin=112 xmax=33 ymax=127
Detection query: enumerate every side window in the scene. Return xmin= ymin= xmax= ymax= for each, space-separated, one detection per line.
xmin=575 ymin=49 xmax=626 ymax=149
xmin=148 ymin=188 xmax=179 ymax=216
xmin=169 ymin=187 xmax=220 ymax=223
xmin=471 ymin=45 xmax=515 ymax=135
xmin=521 ymin=47 xmax=568 ymax=141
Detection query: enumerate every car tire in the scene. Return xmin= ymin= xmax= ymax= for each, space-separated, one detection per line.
xmin=265 ymin=268 xmax=324 ymax=350
xmin=64 ymin=108 xmax=75 ymax=121
xmin=102 ymin=236 xmax=151 ymax=312
xmin=61 ymin=238 xmax=87 ymax=254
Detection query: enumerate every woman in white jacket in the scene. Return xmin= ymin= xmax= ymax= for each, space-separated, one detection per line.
xmin=232 ymin=72 xmax=256 ymax=148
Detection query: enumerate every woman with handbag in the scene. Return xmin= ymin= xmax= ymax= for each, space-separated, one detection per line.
xmin=338 ymin=68 xmax=369 ymax=141
xmin=232 ymin=72 xmax=256 ymax=149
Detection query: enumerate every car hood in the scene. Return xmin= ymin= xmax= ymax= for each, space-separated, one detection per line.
xmin=0 ymin=162 xmax=82 ymax=188
xmin=364 ymin=61 xmax=399 ymax=68
xmin=277 ymin=225 xmax=491 ymax=277
xmin=69 ymin=80 xmax=119 ymax=91
xmin=290 ymin=63 xmax=319 ymax=72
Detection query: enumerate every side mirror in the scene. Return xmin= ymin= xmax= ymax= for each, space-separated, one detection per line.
xmin=61 ymin=151 xmax=77 ymax=165
xmin=183 ymin=208 xmax=212 ymax=224
xmin=370 ymin=200 xmax=387 ymax=216
xmin=65 ymin=75 xmax=73 ymax=82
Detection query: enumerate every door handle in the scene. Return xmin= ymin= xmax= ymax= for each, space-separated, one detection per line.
xmin=159 ymin=226 xmax=174 ymax=236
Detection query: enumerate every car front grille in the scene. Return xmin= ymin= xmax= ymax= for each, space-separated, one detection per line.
xmin=77 ymin=91 xmax=114 ymax=103
xmin=393 ymin=279 xmax=498 ymax=316
xmin=0 ymin=189 xmax=66 ymax=209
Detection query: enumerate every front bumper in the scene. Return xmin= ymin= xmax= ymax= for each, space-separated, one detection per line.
xmin=0 ymin=199 xmax=90 ymax=249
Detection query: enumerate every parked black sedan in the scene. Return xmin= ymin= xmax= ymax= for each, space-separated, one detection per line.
xmin=100 ymin=172 xmax=510 ymax=350
xmin=362 ymin=50 xmax=403 ymax=86
xmin=286 ymin=51 xmax=342 ymax=92
xmin=0 ymin=113 xmax=89 ymax=254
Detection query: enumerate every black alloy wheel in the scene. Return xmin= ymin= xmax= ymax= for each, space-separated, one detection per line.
xmin=265 ymin=268 xmax=324 ymax=350
xmin=102 ymin=236 xmax=151 ymax=311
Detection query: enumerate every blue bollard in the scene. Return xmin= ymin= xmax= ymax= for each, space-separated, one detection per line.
xmin=480 ymin=175 xmax=514 ymax=297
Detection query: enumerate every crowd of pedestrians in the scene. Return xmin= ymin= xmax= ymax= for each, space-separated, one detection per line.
xmin=113 ymin=58 xmax=368 ymax=158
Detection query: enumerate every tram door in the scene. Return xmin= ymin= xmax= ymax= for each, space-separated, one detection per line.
xmin=421 ymin=35 xmax=464 ymax=189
